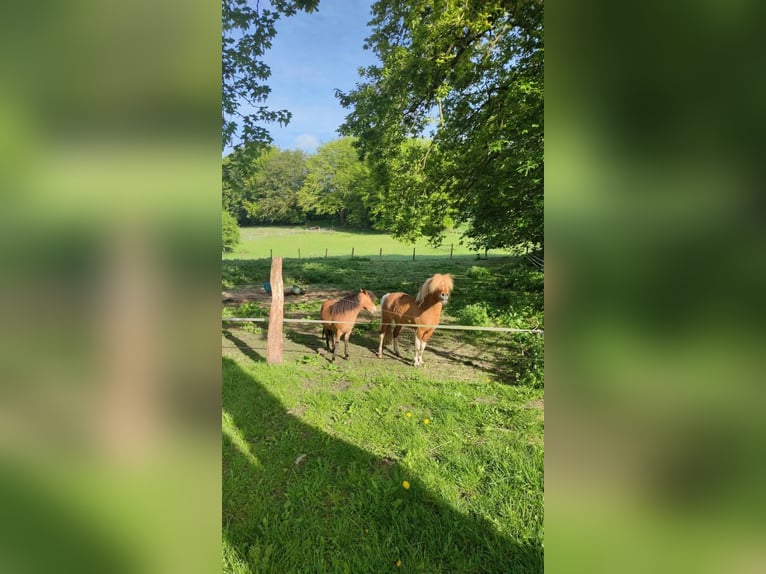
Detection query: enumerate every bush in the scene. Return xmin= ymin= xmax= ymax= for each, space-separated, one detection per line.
xmin=455 ymin=303 xmax=492 ymax=326
xmin=466 ymin=265 xmax=492 ymax=280
xmin=222 ymin=210 xmax=240 ymax=253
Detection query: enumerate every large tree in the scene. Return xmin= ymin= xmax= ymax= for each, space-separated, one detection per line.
xmin=242 ymin=147 xmax=309 ymax=224
xmin=337 ymin=0 xmax=543 ymax=250
xmin=298 ymin=138 xmax=375 ymax=227
xmin=222 ymin=0 xmax=319 ymax=153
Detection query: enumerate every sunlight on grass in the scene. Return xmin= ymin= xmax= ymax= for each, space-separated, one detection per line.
xmin=224 ymin=226 xmax=519 ymax=260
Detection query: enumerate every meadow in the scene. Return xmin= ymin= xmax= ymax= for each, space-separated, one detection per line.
xmin=222 ymin=227 xmax=544 ymax=573
xmin=224 ymin=226 xmax=520 ymax=261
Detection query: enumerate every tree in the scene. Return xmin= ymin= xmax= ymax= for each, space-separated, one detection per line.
xmin=336 ymin=0 xmax=543 ymax=250
xmin=298 ymin=138 xmax=375 ymax=227
xmin=222 ymin=0 xmax=319 ymax=154
xmin=243 ymin=147 xmax=309 ymax=224
xmin=222 ymin=209 xmax=240 ymax=252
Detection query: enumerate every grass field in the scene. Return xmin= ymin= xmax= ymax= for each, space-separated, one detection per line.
xmin=222 ymin=228 xmax=544 ymax=573
xmin=224 ymin=226 xmax=519 ymax=260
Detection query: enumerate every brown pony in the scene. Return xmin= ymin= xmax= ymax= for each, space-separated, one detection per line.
xmin=377 ymin=273 xmax=454 ymax=366
xmin=320 ymin=289 xmax=378 ymax=361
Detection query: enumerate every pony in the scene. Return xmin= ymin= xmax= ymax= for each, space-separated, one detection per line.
xmin=320 ymin=289 xmax=378 ymax=361
xmin=377 ymin=273 xmax=454 ymax=366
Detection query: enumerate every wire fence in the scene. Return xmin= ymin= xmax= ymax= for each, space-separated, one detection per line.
xmin=221 ymin=316 xmax=544 ymax=335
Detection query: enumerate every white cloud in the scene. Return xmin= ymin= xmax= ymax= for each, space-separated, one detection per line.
xmin=293 ymin=133 xmax=320 ymax=153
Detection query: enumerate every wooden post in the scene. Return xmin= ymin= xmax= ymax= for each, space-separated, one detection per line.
xmin=352 ymin=247 xmax=355 ymax=258
xmin=324 ymin=248 xmax=328 ymax=258
xmin=484 ymin=246 xmax=488 ymax=259
xmin=379 ymin=247 xmax=382 ymax=258
xmin=412 ymin=247 xmax=416 ymax=261
xmin=270 ymin=248 xmax=272 ymax=260
xmin=450 ymin=243 xmax=454 ymax=259
xmin=267 ymin=257 xmax=284 ymax=364
xmin=298 ymin=248 xmax=301 ymax=259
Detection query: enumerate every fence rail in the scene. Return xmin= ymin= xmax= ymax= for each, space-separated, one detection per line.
xmin=222 ymin=316 xmax=543 ymax=335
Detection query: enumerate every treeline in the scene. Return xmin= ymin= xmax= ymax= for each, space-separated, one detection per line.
xmin=223 ymin=137 xmax=378 ymax=230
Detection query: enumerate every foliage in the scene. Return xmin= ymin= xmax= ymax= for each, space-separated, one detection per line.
xmin=222 ymin=0 xmax=319 ymax=153
xmin=455 ymin=303 xmax=492 ymax=326
xmin=298 ymin=138 xmax=375 ymax=227
xmin=337 ymin=0 xmax=544 ymax=251
xmin=222 ymin=209 xmax=241 ymax=253
xmin=242 ymin=147 xmax=309 ymax=224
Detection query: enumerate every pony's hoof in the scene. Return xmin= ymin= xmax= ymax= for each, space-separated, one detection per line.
xmin=376 ymin=353 xmax=382 ymax=359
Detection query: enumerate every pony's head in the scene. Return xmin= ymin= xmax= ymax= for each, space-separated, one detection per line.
xmin=416 ymin=273 xmax=454 ymax=305
xmin=359 ymin=289 xmax=379 ymax=314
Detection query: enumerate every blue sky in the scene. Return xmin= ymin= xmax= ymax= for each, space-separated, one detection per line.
xmin=250 ymin=0 xmax=378 ymax=154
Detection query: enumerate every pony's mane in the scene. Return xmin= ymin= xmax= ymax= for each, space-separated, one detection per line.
xmin=330 ymin=290 xmax=376 ymax=314
xmin=415 ymin=273 xmax=454 ymax=304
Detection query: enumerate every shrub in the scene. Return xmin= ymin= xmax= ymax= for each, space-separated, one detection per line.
xmin=466 ymin=265 xmax=492 ymax=280
xmin=456 ymin=303 xmax=492 ymax=326
xmin=222 ymin=210 xmax=240 ymax=253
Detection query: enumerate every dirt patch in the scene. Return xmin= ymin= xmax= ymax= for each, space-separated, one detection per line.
xmin=223 ymin=287 xmax=348 ymax=307
xmin=332 ymin=380 xmax=352 ymax=392
xmin=302 ymin=378 xmax=321 ymax=391
xmin=287 ymin=405 xmax=307 ymax=417
xmin=523 ymin=398 xmax=544 ymax=410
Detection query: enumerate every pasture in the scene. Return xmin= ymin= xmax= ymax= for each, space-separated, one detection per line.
xmin=224 ymin=226 xmax=520 ymax=260
xmin=222 ymin=229 xmax=544 ymax=573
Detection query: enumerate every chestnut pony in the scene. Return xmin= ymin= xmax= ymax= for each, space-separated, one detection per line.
xmin=320 ymin=289 xmax=378 ymax=361
xmin=377 ymin=273 xmax=454 ymax=366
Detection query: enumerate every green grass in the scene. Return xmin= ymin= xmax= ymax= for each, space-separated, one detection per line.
xmin=225 ymin=226 xmax=519 ymax=260
xmin=222 ymin=355 xmax=543 ymax=574
xmin=222 ymin=229 xmax=544 ymax=572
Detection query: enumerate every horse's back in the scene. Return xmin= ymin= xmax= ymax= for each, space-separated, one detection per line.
xmin=381 ymin=292 xmax=420 ymax=324
xmin=320 ymin=299 xmax=337 ymax=326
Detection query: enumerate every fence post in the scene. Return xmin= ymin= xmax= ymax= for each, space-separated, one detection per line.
xmin=379 ymin=247 xmax=382 ymax=258
xmin=412 ymin=247 xmax=416 ymax=261
xmin=270 ymin=248 xmax=272 ymax=260
xmin=450 ymin=243 xmax=454 ymax=259
xmin=325 ymin=248 xmax=327 ymax=259
xmin=298 ymin=248 xmax=301 ymax=259
xmin=267 ymin=257 xmax=284 ymax=364
xmin=352 ymin=247 xmax=355 ymax=258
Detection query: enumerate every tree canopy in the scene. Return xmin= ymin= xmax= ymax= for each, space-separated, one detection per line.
xmin=298 ymin=138 xmax=375 ymax=227
xmin=336 ymin=0 xmax=543 ymax=250
xmin=222 ymin=0 xmax=319 ymax=153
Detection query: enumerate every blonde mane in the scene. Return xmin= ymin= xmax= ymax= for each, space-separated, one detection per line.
xmin=415 ymin=273 xmax=454 ymax=304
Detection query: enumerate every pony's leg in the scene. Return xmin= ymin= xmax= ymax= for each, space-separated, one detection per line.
xmin=413 ymin=336 xmax=423 ymax=366
xmin=377 ymin=331 xmax=385 ymax=358
xmin=378 ymin=315 xmax=392 ymax=358
xmin=331 ymin=333 xmax=339 ymax=361
xmin=343 ymin=331 xmax=351 ymax=359
xmin=393 ymin=325 xmax=403 ymax=356
xmin=417 ymin=329 xmax=433 ymax=366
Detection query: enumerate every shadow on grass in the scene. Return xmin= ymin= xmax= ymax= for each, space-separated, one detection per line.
xmin=222 ymin=329 xmax=267 ymax=364
xmin=222 ymin=357 xmax=543 ymax=573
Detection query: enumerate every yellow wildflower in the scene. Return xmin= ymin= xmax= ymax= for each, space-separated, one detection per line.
xmin=406 ymin=412 xmax=412 ymax=417
xmin=423 ymin=418 xmax=430 ymax=425
xmin=402 ymin=480 xmax=410 ymax=489
xmin=396 ymin=560 xmax=402 ymax=567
